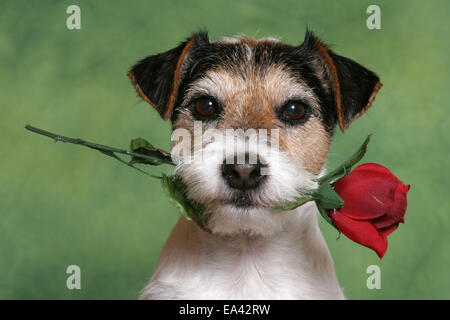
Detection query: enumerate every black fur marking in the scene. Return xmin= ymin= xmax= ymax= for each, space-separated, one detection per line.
xmin=172 ymin=36 xmax=340 ymax=134
xmin=128 ymin=32 xmax=209 ymax=119
xmin=329 ymin=51 xmax=380 ymax=126
xmin=130 ymin=30 xmax=381 ymax=134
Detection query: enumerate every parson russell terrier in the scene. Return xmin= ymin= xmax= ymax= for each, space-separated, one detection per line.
xmin=127 ymin=30 xmax=382 ymax=299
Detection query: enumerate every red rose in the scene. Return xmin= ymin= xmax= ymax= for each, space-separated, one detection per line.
xmin=328 ymin=163 xmax=410 ymax=259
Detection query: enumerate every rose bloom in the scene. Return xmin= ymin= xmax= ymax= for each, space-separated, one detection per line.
xmin=328 ymin=163 xmax=410 ymax=258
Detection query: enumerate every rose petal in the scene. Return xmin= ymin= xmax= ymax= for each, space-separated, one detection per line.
xmin=330 ymin=209 xmax=388 ymax=259
xmin=333 ymin=164 xmax=400 ymax=220
xmin=379 ymin=223 xmax=399 ymax=238
xmin=353 ymin=163 xmax=400 ymax=177
xmin=372 ymin=183 xmax=410 ymax=228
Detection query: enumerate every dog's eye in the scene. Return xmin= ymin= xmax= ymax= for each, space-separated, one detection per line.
xmin=193 ymin=97 xmax=219 ymax=119
xmin=279 ymin=101 xmax=307 ymax=122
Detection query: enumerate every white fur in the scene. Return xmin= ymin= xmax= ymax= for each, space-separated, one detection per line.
xmin=141 ymin=203 xmax=344 ymax=300
xmin=174 ymin=128 xmax=316 ymax=236
xmin=220 ymin=35 xmax=280 ymax=44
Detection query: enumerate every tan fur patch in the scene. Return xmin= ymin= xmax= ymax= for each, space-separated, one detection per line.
xmin=315 ymin=41 xmax=344 ymax=131
xmin=281 ymin=118 xmax=330 ymax=174
xmin=184 ymin=65 xmax=320 ymax=129
xmin=164 ymin=37 xmax=195 ymax=120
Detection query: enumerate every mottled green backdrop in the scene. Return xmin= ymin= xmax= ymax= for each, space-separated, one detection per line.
xmin=1 ymin=0 xmax=449 ymax=299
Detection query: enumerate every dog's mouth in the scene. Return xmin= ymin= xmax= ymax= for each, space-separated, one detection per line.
xmin=223 ymin=192 xmax=260 ymax=208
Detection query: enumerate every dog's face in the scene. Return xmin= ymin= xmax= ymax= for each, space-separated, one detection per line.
xmin=128 ymin=31 xmax=381 ymax=236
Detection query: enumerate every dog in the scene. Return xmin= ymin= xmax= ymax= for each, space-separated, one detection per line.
xmin=127 ymin=30 xmax=381 ymax=299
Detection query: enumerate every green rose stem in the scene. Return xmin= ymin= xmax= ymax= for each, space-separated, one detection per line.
xmin=25 ymin=124 xmax=371 ymax=233
xmin=24 ymin=125 xmax=173 ymax=178
xmin=276 ymin=135 xmax=371 ymax=231
xmin=24 ymin=124 xmax=208 ymax=230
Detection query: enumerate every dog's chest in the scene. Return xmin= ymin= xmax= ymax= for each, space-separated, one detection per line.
xmin=190 ymin=245 xmax=305 ymax=299
xmin=146 ymin=232 xmax=341 ymax=299
xmin=142 ymin=210 xmax=344 ymax=300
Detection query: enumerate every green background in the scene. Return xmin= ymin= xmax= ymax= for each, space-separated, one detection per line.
xmin=1 ymin=0 xmax=449 ymax=299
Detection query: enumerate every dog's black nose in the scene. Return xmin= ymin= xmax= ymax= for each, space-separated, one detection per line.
xmin=221 ymin=155 xmax=267 ymax=191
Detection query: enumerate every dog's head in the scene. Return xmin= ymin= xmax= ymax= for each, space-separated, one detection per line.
xmin=128 ymin=30 xmax=381 ymax=236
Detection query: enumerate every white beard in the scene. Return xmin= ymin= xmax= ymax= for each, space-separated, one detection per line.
xmin=173 ymin=128 xmax=318 ymax=236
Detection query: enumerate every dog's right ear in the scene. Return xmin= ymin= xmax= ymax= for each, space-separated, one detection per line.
xmin=127 ymin=32 xmax=209 ymax=120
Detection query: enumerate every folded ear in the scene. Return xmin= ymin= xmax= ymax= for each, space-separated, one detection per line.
xmin=301 ymin=30 xmax=382 ymax=132
xmin=127 ymin=32 xmax=209 ymax=120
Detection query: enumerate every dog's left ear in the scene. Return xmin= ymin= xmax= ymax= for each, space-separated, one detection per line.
xmin=301 ymin=30 xmax=382 ymax=132
xmin=127 ymin=32 xmax=209 ymax=120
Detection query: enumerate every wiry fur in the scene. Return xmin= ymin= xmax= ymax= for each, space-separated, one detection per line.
xmin=141 ymin=203 xmax=344 ymax=300
xmin=129 ymin=31 xmax=382 ymax=300
xmin=174 ymin=129 xmax=317 ymax=236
